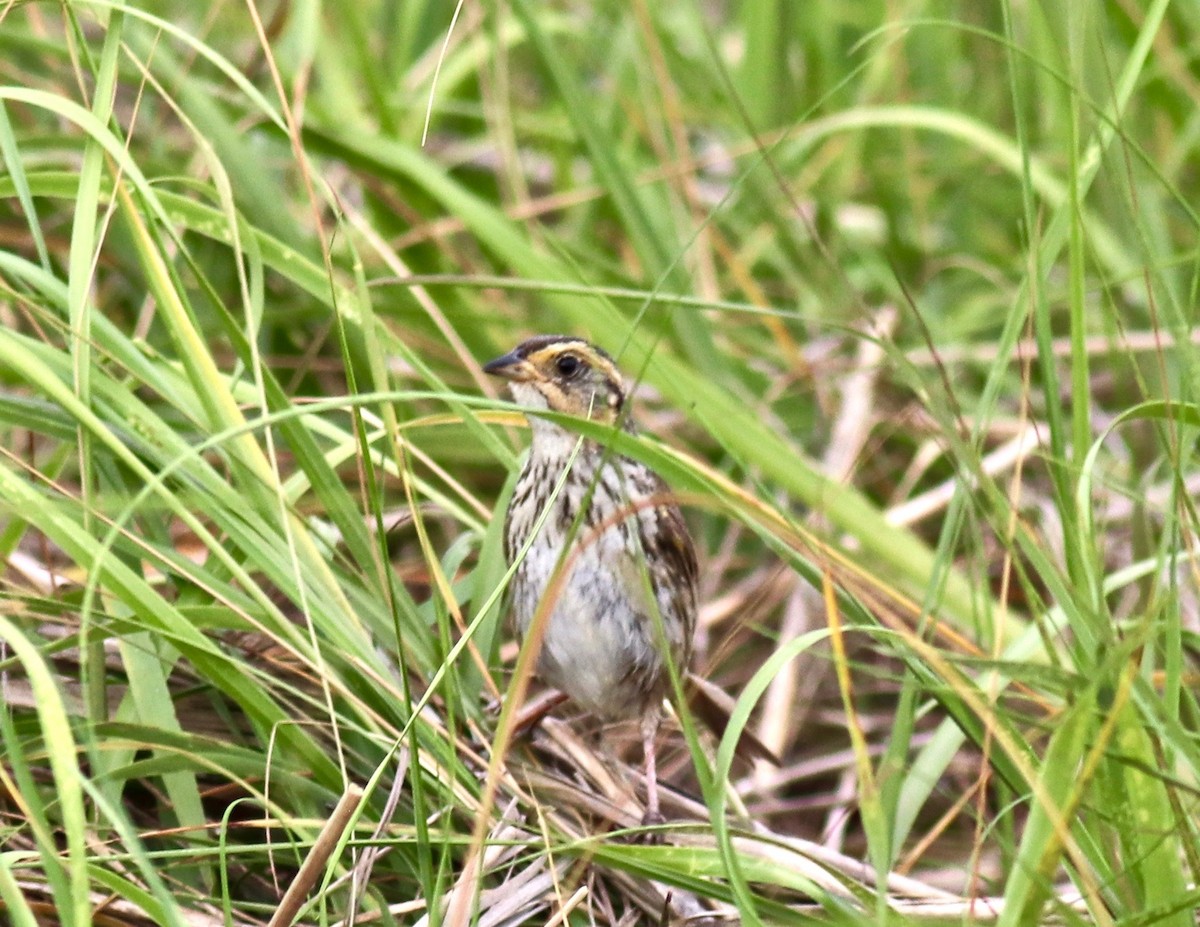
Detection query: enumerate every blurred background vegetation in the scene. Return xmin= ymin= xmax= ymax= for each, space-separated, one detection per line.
xmin=1 ymin=1 xmax=1198 ymax=924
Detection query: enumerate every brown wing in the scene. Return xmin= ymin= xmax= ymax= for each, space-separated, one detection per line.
xmin=650 ymin=501 xmax=698 ymax=611
xmin=635 ymin=467 xmax=699 ymax=656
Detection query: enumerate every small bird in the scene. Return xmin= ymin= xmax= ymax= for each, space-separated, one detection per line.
xmin=484 ymin=334 xmax=698 ymax=825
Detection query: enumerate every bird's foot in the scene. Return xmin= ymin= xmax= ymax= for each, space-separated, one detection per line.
xmin=635 ymin=808 xmax=667 ymax=844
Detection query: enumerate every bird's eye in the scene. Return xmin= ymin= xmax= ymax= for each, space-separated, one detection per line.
xmin=555 ymin=353 xmax=581 ymax=377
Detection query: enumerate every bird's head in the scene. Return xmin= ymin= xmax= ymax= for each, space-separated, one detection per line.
xmin=484 ymin=335 xmax=625 ymax=425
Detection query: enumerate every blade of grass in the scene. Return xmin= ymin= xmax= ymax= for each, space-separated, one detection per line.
xmin=0 ymin=616 xmax=90 ymax=927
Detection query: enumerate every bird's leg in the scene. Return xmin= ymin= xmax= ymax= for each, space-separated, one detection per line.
xmin=640 ymin=712 xmax=666 ymax=828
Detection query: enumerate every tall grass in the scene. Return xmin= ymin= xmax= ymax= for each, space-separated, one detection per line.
xmin=1 ymin=1 xmax=1197 ymax=924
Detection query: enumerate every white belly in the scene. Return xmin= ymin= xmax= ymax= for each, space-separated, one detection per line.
xmin=505 ymin=442 xmax=690 ymax=719
xmin=512 ymin=534 xmax=669 ymax=719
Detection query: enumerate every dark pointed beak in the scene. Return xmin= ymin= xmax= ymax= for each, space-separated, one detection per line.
xmin=483 ymin=350 xmax=532 ymax=381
